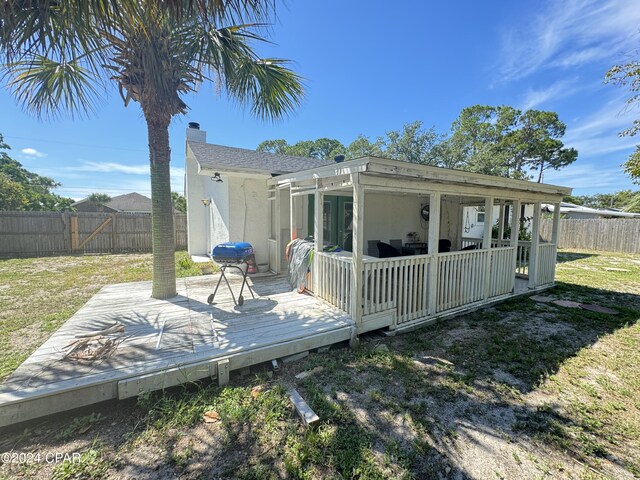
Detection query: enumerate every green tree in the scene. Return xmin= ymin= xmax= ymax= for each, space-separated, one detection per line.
xmin=256 ymin=137 xmax=346 ymax=161
xmin=442 ymin=106 xmax=514 ymax=175
xmin=605 ymin=54 xmax=640 ymax=183
xmin=171 ymin=191 xmax=187 ymax=213
xmin=0 ymin=134 xmax=72 ymax=211
xmin=1 ymin=1 xmax=303 ymax=299
xmin=444 ymin=106 xmax=577 ymax=180
xmin=256 ymin=139 xmax=289 ymax=155
xmin=624 ymin=146 xmax=640 ymax=182
xmin=346 ymin=134 xmax=384 ymax=159
xmin=382 ymin=120 xmax=442 ymax=165
xmin=311 ymin=138 xmax=345 ymax=160
xmin=87 ymin=193 xmax=111 ymax=204
xmin=517 ymin=110 xmax=577 ymax=183
xmin=0 ymin=172 xmax=27 ymax=210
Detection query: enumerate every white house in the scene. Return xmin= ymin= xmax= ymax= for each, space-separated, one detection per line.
xmin=185 ymin=123 xmax=330 ymax=264
xmin=185 ymin=124 xmax=571 ymax=334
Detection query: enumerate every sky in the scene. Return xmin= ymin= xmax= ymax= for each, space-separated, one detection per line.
xmin=1 ymin=0 xmax=639 ymax=199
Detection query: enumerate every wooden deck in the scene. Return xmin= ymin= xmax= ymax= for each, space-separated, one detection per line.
xmin=0 ymin=274 xmax=354 ymax=427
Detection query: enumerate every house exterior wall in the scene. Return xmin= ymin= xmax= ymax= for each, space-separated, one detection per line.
xmin=208 ymin=175 xmax=230 ymax=254
xmin=185 ymin=152 xmax=208 ymax=255
xmin=363 ymin=193 xmax=425 ymax=255
xmin=227 ymin=176 xmax=269 ymax=265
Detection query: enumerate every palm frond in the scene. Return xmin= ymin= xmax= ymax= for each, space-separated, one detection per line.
xmin=227 ymin=57 xmax=304 ymax=120
xmin=4 ymin=54 xmax=104 ymax=118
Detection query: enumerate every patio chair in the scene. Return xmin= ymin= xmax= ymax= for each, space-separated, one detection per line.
xmin=389 ymin=239 xmax=403 ymax=252
xmin=367 ymin=240 xmax=381 ymax=257
xmin=377 ymin=241 xmax=401 ymax=258
xmin=438 ymin=239 xmax=452 ymax=253
xmin=460 ymin=244 xmax=477 ymax=251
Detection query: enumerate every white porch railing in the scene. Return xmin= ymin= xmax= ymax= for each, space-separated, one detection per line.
xmin=515 ymin=241 xmax=531 ymax=276
xmin=363 ymin=255 xmax=431 ymax=324
xmin=315 ymin=252 xmax=352 ymax=313
xmin=267 ymin=239 xmax=277 ymax=273
xmin=489 ymin=247 xmax=515 ymax=297
xmin=437 ymin=249 xmax=487 ymax=312
xmin=461 ymin=237 xmax=483 ymax=249
xmin=535 ymin=243 xmax=557 ymax=287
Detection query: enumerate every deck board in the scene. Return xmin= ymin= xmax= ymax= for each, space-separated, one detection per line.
xmin=0 ymin=274 xmax=354 ymax=426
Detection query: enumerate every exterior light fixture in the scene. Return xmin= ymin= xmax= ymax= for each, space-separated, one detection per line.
xmin=201 ymin=199 xmax=211 ymax=206
xmin=211 ymin=173 xmax=223 ymax=183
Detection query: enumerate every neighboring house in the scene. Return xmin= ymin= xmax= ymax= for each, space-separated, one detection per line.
xmin=542 ymin=202 xmax=640 ymax=219
xmin=461 ymin=204 xmax=535 ymax=239
xmin=185 ymin=123 xmax=571 ymax=334
xmin=73 ymin=192 xmax=153 ymax=214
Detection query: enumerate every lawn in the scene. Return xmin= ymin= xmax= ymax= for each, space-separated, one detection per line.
xmin=0 ymin=250 xmax=638 ymax=479
xmin=0 ymin=252 xmax=209 ymax=382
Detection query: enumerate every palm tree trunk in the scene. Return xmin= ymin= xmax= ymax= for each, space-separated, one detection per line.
xmin=147 ymin=117 xmax=177 ymax=299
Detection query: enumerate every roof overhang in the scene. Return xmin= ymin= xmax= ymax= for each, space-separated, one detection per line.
xmin=269 ymin=156 xmax=572 ymax=198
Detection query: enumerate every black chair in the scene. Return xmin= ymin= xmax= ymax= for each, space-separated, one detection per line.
xmin=377 ymin=241 xmax=401 ymax=258
xmin=438 ymin=239 xmax=452 ymax=253
xmin=460 ymin=244 xmax=477 ymax=251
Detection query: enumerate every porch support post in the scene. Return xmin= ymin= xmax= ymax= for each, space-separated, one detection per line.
xmin=510 ymin=200 xmax=521 ymax=291
xmin=274 ymin=186 xmax=282 ymax=274
xmin=550 ymin=201 xmax=561 ymax=282
xmin=290 ymin=187 xmax=295 ymax=241
xmin=351 ymin=173 xmax=364 ymax=334
xmin=497 ymin=202 xmax=505 ymax=245
xmin=551 ymin=202 xmax=561 ymax=245
xmin=427 ymin=192 xmax=441 ymax=316
xmin=528 ymin=202 xmax=541 ymax=288
xmin=313 ymin=183 xmax=324 ymax=294
xmin=483 ymin=196 xmax=494 ymax=300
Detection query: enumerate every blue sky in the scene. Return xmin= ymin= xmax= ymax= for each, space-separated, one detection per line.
xmin=1 ymin=0 xmax=639 ymax=199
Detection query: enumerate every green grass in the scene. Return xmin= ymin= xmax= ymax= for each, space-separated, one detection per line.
xmin=0 ymin=251 xmax=216 ymax=381
xmin=0 ymin=249 xmax=638 ymax=479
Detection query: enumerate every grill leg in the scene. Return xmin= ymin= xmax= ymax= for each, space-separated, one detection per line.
xmin=208 ymin=266 xmax=237 ymax=306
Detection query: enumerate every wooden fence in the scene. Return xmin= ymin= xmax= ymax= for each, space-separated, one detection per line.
xmin=540 ymin=217 xmax=640 ymax=254
xmin=0 ymin=211 xmax=188 ymax=257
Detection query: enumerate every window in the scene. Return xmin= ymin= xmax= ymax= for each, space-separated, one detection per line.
xmin=476 ymin=207 xmax=485 ymax=224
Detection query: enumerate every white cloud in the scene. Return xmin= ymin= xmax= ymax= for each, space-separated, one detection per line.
xmin=68 ymin=161 xmax=185 ymax=178
xmin=21 ymin=147 xmax=46 ymax=158
xmin=73 ymin=161 xmax=149 ymax=175
xmin=562 ymin=93 xmax=638 ymax=157
xmin=497 ymin=0 xmax=640 ymax=82
xmin=544 ymin=162 xmax=636 ymax=193
xmin=55 ymin=161 xmax=186 ymax=198
xmin=520 ymin=78 xmax=581 ymax=109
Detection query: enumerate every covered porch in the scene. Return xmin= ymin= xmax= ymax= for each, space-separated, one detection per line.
xmin=268 ymin=157 xmax=568 ymax=334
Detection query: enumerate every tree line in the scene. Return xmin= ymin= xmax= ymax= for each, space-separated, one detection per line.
xmin=564 ymin=190 xmax=640 ymax=213
xmin=257 ymin=105 xmax=579 ymax=183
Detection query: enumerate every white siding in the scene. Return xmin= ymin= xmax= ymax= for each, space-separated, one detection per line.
xmin=227 ymin=176 xmax=270 ymax=265
xmin=185 ymin=150 xmax=208 ymax=255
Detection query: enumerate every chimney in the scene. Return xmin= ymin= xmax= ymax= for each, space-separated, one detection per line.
xmin=186 ymin=122 xmax=206 ymax=143
xmin=334 ymin=154 xmax=345 ymax=163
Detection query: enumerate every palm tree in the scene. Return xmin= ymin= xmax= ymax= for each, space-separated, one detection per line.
xmin=0 ymin=1 xmax=303 ymax=298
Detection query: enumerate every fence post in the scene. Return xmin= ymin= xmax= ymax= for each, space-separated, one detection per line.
xmin=70 ymin=215 xmax=79 ymax=251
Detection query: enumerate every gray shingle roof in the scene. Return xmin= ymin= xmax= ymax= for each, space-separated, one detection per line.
xmin=188 ymin=141 xmax=332 ymax=175
xmin=106 ymin=193 xmax=152 ymax=212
